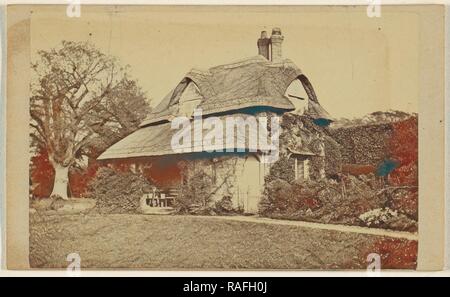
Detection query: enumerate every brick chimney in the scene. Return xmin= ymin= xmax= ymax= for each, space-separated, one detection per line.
xmin=257 ymin=31 xmax=270 ymax=60
xmin=270 ymin=27 xmax=284 ymax=63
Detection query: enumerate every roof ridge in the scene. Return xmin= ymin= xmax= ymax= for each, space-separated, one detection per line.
xmin=209 ymin=55 xmax=269 ymax=70
xmin=189 ymin=68 xmax=212 ymax=76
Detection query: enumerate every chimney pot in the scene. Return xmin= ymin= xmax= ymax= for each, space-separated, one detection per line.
xmin=272 ymin=27 xmax=282 ymax=36
xmin=257 ymin=31 xmax=270 ymax=60
xmin=270 ymin=27 xmax=284 ymax=62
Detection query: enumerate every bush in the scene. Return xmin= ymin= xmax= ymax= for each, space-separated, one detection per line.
xmin=87 ymin=167 xmax=153 ymax=214
xmin=388 ymin=188 xmax=418 ymax=220
xmin=174 ymin=165 xmax=243 ymax=216
xmin=359 ymin=207 xmax=417 ymax=232
xmin=260 ymin=178 xmax=352 ymax=223
xmin=260 ymin=174 xmax=391 ymax=226
xmin=259 ymin=178 xmax=293 ymax=215
xmin=214 ymin=196 xmax=243 ymax=215
xmin=174 ymin=168 xmax=214 ymax=215
xmin=264 ymin=156 xmax=295 ymax=184
xmin=260 ymin=178 xmax=332 ymax=215
xmin=260 ymin=171 xmax=418 ymax=231
xmin=259 ymin=113 xmax=418 ymax=231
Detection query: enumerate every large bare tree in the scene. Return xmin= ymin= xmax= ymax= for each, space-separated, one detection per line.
xmin=30 ymin=41 xmax=150 ymax=199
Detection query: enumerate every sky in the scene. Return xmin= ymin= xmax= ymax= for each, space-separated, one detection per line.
xmin=30 ymin=5 xmax=420 ymax=119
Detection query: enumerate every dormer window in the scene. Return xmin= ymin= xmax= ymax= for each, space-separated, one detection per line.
xmin=176 ymin=81 xmax=203 ymax=118
xmin=285 ymin=79 xmax=308 ymax=115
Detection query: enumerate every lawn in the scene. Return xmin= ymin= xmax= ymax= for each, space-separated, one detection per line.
xmin=30 ymin=213 xmax=417 ymax=269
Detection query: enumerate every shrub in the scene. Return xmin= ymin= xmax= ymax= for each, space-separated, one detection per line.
xmin=214 ymin=196 xmax=243 ymax=215
xmin=259 ymin=178 xmax=292 ymax=215
xmin=260 ymin=170 xmax=418 ymax=231
xmin=359 ymin=207 xmax=417 ymax=232
xmin=174 ymin=164 xmax=243 ymax=215
xmin=324 ymin=137 xmax=343 ymax=177
xmin=260 ymin=174 xmax=394 ymax=227
xmin=261 ymin=179 xmax=325 ymax=215
xmin=388 ymin=188 xmax=418 ymax=220
xmin=259 ymin=113 xmax=418 ymax=231
xmin=264 ymin=156 xmax=295 ymax=184
xmin=87 ymin=167 xmax=153 ymax=214
xmin=69 ymin=160 xmax=100 ymax=198
xmin=174 ymin=168 xmax=214 ymax=215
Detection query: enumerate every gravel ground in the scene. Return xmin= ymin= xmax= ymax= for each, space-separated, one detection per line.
xmin=30 ymin=213 xmax=417 ymax=270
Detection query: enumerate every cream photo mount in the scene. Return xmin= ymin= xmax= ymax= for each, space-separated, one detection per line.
xmin=3 ymin=4 xmax=447 ymax=271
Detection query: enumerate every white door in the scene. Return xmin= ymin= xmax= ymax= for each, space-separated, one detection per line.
xmin=238 ymin=156 xmax=263 ymax=214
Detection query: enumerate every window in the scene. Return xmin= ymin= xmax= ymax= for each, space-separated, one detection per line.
xmin=285 ymin=79 xmax=308 ymax=114
xmin=285 ymin=75 xmax=319 ymax=115
xmin=178 ymin=81 xmax=203 ymax=117
xmin=293 ymin=157 xmax=310 ymax=181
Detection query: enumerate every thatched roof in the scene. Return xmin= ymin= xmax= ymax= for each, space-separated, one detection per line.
xmin=140 ymin=55 xmax=304 ymax=127
xmin=307 ymin=100 xmax=332 ymax=120
xmin=99 ymin=55 xmax=331 ymax=160
xmin=98 ymin=113 xmax=276 ymax=160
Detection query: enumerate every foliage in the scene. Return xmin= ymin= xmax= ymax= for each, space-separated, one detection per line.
xmin=30 ymin=148 xmax=102 ymax=198
xmin=264 ymin=155 xmax=295 ymax=184
xmin=331 ymin=113 xmax=418 ymax=186
xmin=331 ymin=122 xmax=393 ymax=166
xmin=260 ymin=171 xmax=418 ymax=231
xmin=260 ymin=168 xmax=418 ymax=230
xmin=259 ymin=178 xmax=315 ymax=215
xmin=87 ymin=167 xmax=153 ymax=214
xmin=174 ymin=161 xmax=241 ymax=215
xmin=30 ymin=149 xmax=55 ymax=198
xmin=388 ymin=188 xmax=418 ymax=220
xmin=30 ymin=41 xmax=150 ymax=198
xmin=361 ymin=238 xmax=417 ymax=269
xmin=214 ymin=196 xmax=243 ymax=215
xmin=323 ymin=137 xmax=342 ymax=177
xmin=260 ymin=177 xmax=354 ymax=223
xmin=388 ymin=116 xmax=418 ymax=186
xmin=278 ymin=114 xmax=342 ymax=180
xmin=385 ymin=116 xmax=418 ymax=220
xmin=69 ymin=159 xmax=101 ymax=198
xmin=174 ymin=167 xmax=214 ymax=215
xmin=359 ymin=207 xmax=417 ymax=232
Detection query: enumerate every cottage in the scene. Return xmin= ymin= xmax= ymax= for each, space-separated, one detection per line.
xmin=98 ymin=28 xmax=331 ymax=213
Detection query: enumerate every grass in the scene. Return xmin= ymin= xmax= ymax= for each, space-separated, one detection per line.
xmin=30 ymin=213 xmax=417 ymax=269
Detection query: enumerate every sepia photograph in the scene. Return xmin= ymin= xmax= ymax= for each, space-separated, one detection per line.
xmin=3 ymin=4 xmax=447 ymax=274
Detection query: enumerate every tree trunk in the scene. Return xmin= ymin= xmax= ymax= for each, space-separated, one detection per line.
xmin=51 ymin=163 xmax=69 ymax=200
